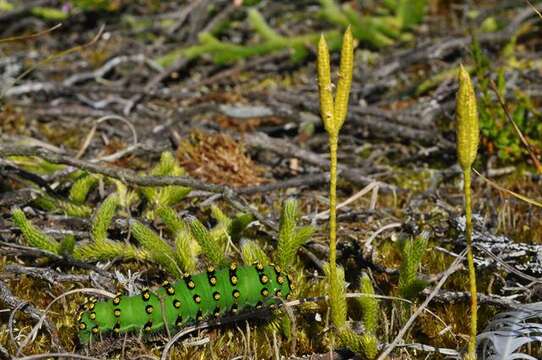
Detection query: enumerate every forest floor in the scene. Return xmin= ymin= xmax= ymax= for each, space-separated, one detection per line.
xmin=1 ymin=1 xmax=542 ymax=359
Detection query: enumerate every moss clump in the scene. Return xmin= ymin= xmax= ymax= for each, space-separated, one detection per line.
xmin=178 ymin=132 xmax=266 ymax=187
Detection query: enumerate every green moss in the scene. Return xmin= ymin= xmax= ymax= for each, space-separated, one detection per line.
xmin=392 ymin=167 xmax=433 ymax=192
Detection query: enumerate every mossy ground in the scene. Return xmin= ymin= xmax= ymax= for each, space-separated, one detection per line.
xmin=1 ymin=0 xmax=542 ymax=359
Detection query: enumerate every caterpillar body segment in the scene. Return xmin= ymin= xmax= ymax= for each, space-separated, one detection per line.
xmin=78 ymin=263 xmax=292 ymax=343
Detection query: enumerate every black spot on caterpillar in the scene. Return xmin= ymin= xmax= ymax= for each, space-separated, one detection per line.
xmin=78 ymin=263 xmax=293 ymax=343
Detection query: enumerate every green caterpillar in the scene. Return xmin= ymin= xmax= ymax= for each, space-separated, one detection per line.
xmin=78 ymin=262 xmax=292 ymax=343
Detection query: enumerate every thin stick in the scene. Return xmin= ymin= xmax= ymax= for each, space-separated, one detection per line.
xmin=0 ymin=280 xmax=62 ymax=351
xmin=0 ymin=144 xmax=227 ymax=193
xmin=394 ymin=342 xmax=460 ymax=357
xmin=363 ymin=222 xmax=402 ymax=256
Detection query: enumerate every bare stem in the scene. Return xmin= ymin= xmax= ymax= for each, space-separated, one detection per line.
xmin=464 ymin=169 xmax=478 ymax=358
xmin=328 ymin=136 xmax=338 ymax=278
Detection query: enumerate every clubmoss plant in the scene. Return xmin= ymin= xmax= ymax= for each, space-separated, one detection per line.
xmin=58 ymin=234 xmax=76 ymax=256
xmin=398 ymin=231 xmax=429 ymax=300
xmin=276 ymin=199 xmax=315 ymax=271
xmin=157 ymin=8 xmax=339 ymax=68
xmin=7 ymin=155 xmax=64 ymax=175
xmin=12 ymin=198 xmax=143 ymax=261
xmin=91 ymin=193 xmax=119 ymax=243
xmin=208 ymin=205 xmax=233 ymax=251
xmin=156 ymin=205 xmax=186 ymax=235
xmin=317 ymin=26 xmax=354 ymax=335
xmin=140 ymin=152 xmax=191 ymax=219
xmin=111 ymin=178 xmax=139 ymax=210
xmin=7 ymin=156 xmax=92 ymax=217
xmin=32 ymin=194 xmax=92 ymax=217
xmin=190 ymin=219 xmax=227 ymax=267
xmin=69 ymin=173 xmax=99 ymax=204
xmin=391 ymin=0 xmax=428 ymax=29
xmin=174 ymin=228 xmax=197 ymax=273
xmin=241 ymin=240 xmax=271 ymax=266
xmin=74 ymin=193 xmax=147 ymax=261
xmin=12 ymin=208 xmax=60 ymax=254
xmin=358 ymin=274 xmax=378 ymax=333
xmin=337 ymin=273 xmax=380 ymax=359
xmin=456 ymin=64 xmax=480 ymax=359
xmin=130 ymin=220 xmax=182 ymax=277
xmin=355 ymin=273 xmax=379 ymax=359
xmin=324 ymin=263 xmax=348 ymax=331
xmin=75 ymin=236 xmax=144 ymax=262
xmin=156 ymin=205 xmax=199 ymax=273
xmin=339 ymin=329 xmax=379 ymax=360
xmin=210 ymin=205 xmax=231 ymax=229
xmin=320 ymin=0 xmax=401 ymax=47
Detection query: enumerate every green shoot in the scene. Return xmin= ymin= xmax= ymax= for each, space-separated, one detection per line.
xmin=276 ymin=199 xmax=314 ymax=271
xmin=317 ymin=26 xmax=354 ymax=334
xmin=12 ymin=209 xmax=60 ymax=254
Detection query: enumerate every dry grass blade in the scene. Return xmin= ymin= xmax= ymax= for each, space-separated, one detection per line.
xmin=526 ymin=0 xmax=542 ymax=19
xmin=312 ymin=181 xmax=380 ymax=220
xmin=1 ymin=25 xmax=105 ymax=97
xmin=473 ymin=169 xmax=542 ymax=208
xmin=0 ymin=23 xmax=62 ymax=43
xmin=77 ymin=115 xmax=139 ymax=160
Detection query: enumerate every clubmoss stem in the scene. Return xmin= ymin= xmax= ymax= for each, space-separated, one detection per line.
xmin=464 ymin=169 xmax=477 ymax=358
xmin=328 ymin=135 xmax=338 ymax=303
